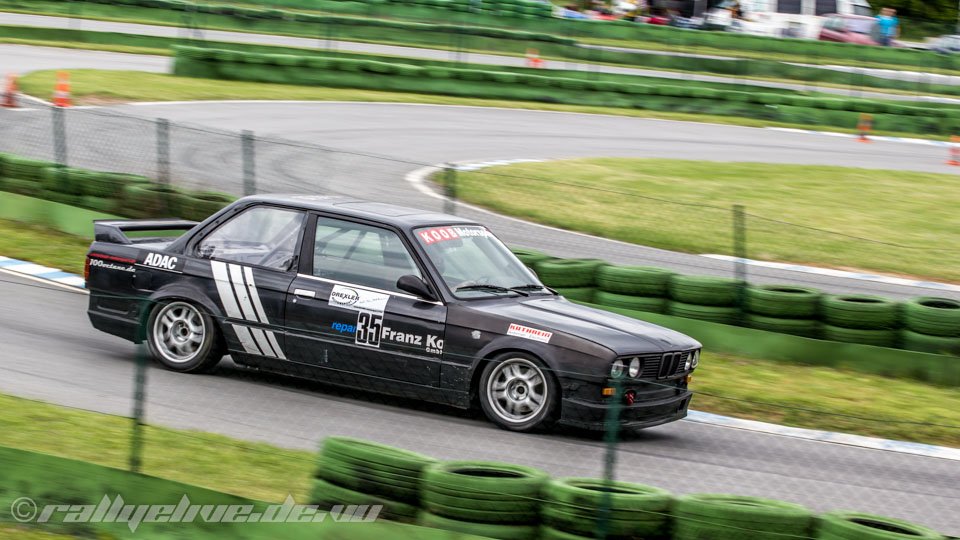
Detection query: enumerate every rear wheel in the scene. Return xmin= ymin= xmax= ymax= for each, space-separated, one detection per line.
xmin=147 ymin=301 xmax=223 ymax=373
xmin=479 ymin=353 xmax=559 ymax=432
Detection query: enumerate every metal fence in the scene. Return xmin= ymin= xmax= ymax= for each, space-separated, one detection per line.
xmin=0 ymin=101 xmax=959 ymax=537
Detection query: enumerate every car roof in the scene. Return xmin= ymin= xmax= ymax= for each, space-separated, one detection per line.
xmin=241 ymin=194 xmax=480 ymax=230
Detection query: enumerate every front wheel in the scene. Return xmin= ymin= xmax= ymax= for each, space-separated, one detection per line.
xmin=479 ymin=353 xmax=559 ymax=432
xmin=146 ymin=300 xmax=223 ymax=373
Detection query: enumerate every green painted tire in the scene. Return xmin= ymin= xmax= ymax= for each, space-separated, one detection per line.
xmin=667 ymin=301 xmax=739 ymax=325
xmin=422 ymin=490 xmax=540 ymax=512
xmin=309 ymin=479 xmax=418 ymax=520
xmin=594 ymin=291 xmax=668 ymax=313
xmin=596 ymin=266 xmax=674 ymax=296
xmin=903 ymin=297 xmax=960 ymax=337
xmin=744 ymin=314 xmax=820 ymax=338
xmin=541 ymin=505 xmax=667 ymax=537
xmin=322 ymin=437 xmax=436 ymax=472
xmin=744 ymin=284 xmax=821 ymax=318
xmin=316 ymin=456 xmax=420 ymax=503
xmin=674 ymin=494 xmax=813 ymax=526
xmin=422 ymin=461 xmax=548 ymax=500
xmin=899 ymin=329 xmax=960 ymax=354
xmin=817 ymin=511 xmax=945 ymax=540
xmin=539 ymin=526 xmax=592 ymax=540
xmin=555 ymin=287 xmax=595 ymax=303
xmin=543 ymin=477 xmax=672 ymax=513
xmin=510 ymin=247 xmax=553 ymax=268
xmin=821 ymin=295 xmax=900 ymax=330
xmin=534 ymin=259 xmax=607 ymax=288
xmin=418 ymin=511 xmax=539 ymax=540
xmin=669 ymin=275 xmax=741 ymax=306
xmin=422 ymin=498 xmax=538 ymax=524
xmin=822 ymin=325 xmax=897 ymax=347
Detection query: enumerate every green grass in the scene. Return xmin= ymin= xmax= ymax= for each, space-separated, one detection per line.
xmin=0 ymin=219 xmax=90 ymax=275
xmin=0 ymin=392 xmax=314 ymax=503
xmin=456 ymin=158 xmax=960 ymax=282
xmin=16 ymin=70 xmax=953 ymax=142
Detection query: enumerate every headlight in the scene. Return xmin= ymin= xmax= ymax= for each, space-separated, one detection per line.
xmin=691 ymin=350 xmax=700 ymax=369
xmin=628 ymin=357 xmax=641 ymax=378
xmin=610 ymin=359 xmax=625 ymax=378
xmin=684 ymin=355 xmax=692 ymax=371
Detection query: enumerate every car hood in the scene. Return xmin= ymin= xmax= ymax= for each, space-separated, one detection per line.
xmin=469 ymin=296 xmax=700 ymax=354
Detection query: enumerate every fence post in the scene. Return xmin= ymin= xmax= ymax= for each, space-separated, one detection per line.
xmin=595 ymin=376 xmax=623 ymax=539
xmin=129 ymin=342 xmax=148 ymax=473
xmin=52 ymin=106 xmax=68 ymax=166
xmin=242 ymin=130 xmax=257 ymax=196
xmin=156 ymin=118 xmax=170 ymax=186
xmin=733 ymin=204 xmax=748 ymax=320
xmin=443 ymin=165 xmax=457 ymax=215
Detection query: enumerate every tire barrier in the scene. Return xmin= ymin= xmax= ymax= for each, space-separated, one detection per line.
xmin=533 ymin=259 xmax=607 ymax=288
xmin=595 ymin=291 xmax=668 ymax=314
xmin=668 ymin=275 xmax=740 ymax=307
xmin=667 ymin=301 xmax=740 ymax=325
xmin=744 ymin=285 xmax=820 ymax=319
xmin=674 ymin=494 xmax=814 ymax=540
xmin=899 ymin=329 xmax=960 ymax=355
xmin=823 ymin=325 xmax=898 ymax=348
xmin=903 ymin=297 xmax=960 ymax=337
xmin=309 ymin=438 xmax=950 ymax=539
xmin=744 ymin=313 xmax=820 ymax=338
xmin=554 ymin=287 xmax=595 ymax=303
xmin=822 ymin=295 xmax=899 ymax=330
xmin=0 ymin=153 xmax=236 ymax=222
xmin=597 ymin=266 xmax=674 ymax=297
xmin=510 ymin=247 xmax=554 ymax=269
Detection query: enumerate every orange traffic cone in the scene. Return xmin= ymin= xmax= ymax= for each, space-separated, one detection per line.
xmin=53 ymin=71 xmax=71 ymax=108
xmin=2 ymin=73 xmax=17 ymax=108
xmin=525 ymin=48 xmax=544 ymax=69
xmin=857 ymin=113 xmax=872 ymax=143
xmin=947 ymin=136 xmax=960 ymax=166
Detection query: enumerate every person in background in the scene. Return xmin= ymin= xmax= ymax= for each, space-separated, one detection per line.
xmin=875 ymin=7 xmax=899 ymax=46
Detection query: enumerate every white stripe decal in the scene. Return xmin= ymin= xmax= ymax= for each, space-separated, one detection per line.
xmin=231 ymin=324 xmax=260 ymax=355
xmin=265 ymin=331 xmax=286 ymax=360
xmin=211 ymin=261 xmax=242 ymax=319
xmin=243 ymin=266 xmax=271 ymax=324
xmin=228 ymin=264 xmax=259 ymax=323
xmin=249 ymin=327 xmax=277 ymax=358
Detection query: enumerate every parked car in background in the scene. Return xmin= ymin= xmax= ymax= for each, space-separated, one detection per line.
xmin=819 ymin=13 xmax=879 ymax=45
xmin=703 ymin=0 xmax=871 ymax=39
xmin=930 ymin=34 xmax=960 ymax=54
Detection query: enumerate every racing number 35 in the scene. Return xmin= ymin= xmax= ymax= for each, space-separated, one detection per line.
xmin=356 ymin=312 xmax=383 ymax=348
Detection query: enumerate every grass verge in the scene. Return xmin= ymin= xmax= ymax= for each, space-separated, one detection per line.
xmin=0 ymin=218 xmax=90 ymax=275
xmin=0 ymin=222 xmax=957 ymax=447
xmin=16 ymin=70 xmax=951 ymax=141
xmin=456 ymin=158 xmax=960 ymax=282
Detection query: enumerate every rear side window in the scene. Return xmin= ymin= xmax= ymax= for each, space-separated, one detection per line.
xmin=197 ymin=206 xmax=305 ymax=270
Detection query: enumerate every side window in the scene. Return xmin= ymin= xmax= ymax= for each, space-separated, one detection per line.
xmin=197 ymin=206 xmax=306 ymax=270
xmin=312 ymin=217 xmax=421 ymax=293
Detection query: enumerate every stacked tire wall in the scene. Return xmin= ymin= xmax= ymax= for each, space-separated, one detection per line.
xmin=308 ymin=436 xmax=950 ymax=540
xmin=0 ymin=153 xmax=236 ymax=222
xmin=173 ymin=46 xmax=960 ymax=137
xmin=511 ymin=247 xmax=960 ymax=355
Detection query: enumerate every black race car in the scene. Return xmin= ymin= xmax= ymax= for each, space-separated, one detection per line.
xmin=85 ymin=195 xmax=700 ymax=432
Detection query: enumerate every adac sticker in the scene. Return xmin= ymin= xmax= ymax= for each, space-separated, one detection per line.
xmin=136 ymin=251 xmax=185 ymax=273
xmin=329 ymin=284 xmax=390 ymax=314
xmin=507 ymin=323 xmax=553 ymax=344
xmin=417 ymin=226 xmax=493 ymax=245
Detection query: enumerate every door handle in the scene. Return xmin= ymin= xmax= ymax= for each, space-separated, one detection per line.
xmin=294 ymin=289 xmax=316 ymax=299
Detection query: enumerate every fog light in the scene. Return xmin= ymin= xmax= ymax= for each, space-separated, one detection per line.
xmin=624 ymin=390 xmax=636 ymax=406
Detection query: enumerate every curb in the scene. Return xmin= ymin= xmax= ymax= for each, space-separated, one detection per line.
xmin=3 ymin=250 xmax=958 ymax=461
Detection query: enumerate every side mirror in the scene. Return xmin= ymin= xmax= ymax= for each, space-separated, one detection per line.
xmin=397 ymin=275 xmax=438 ymax=302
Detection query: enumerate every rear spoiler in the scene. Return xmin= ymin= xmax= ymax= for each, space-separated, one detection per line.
xmin=94 ymin=219 xmax=198 ymax=244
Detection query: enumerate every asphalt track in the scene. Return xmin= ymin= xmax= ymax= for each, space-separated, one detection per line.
xmin=1 ymin=42 xmax=959 ymax=534
xmin=1 ymin=271 xmax=957 ymax=534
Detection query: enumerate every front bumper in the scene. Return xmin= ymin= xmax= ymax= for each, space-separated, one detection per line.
xmin=558 ymin=390 xmax=692 ymax=430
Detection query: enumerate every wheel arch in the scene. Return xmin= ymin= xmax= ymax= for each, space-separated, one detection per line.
xmin=468 ymin=344 xmax=559 ymax=406
xmin=138 ymin=284 xmax=226 ymax=343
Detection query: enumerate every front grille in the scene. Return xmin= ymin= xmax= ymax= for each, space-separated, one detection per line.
xmin=623 ymin=351 xmax=691 ymax=380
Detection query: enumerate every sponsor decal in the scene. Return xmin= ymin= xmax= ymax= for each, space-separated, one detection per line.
xmin=471 ymin=330 xmax=482 ymax=340
xmin=137 ymin=252 xmax=185 ymax=273
xmin=328 ymin=285 xmax=389 ymax=314
xmin=89 ymin=258 xmax=135 ymax=273
xmin=355 ymin=311 xmax=383 ymax=348
xmin=380 ymin=326 xmax=444 ymax=355
xmin=89 ymin=252 xmax=136 ymax=265
xmin=417 ymin=226 xmax=493 ymax=246
xmin=506 ymin=323 xmax=552 ymax=344
xmin=331 ymin=322 xmax=357 ymax=334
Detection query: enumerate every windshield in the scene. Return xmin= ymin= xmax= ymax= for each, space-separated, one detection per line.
xmin=415 ymin=225 xmax=545 ymax=298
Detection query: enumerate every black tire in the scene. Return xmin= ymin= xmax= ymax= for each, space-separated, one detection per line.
xmin=534 ymin=259 xmax=607 ymax=288
xmin=669 ymin=275 xmax=741 ymax=306
xmin=744 ymin=284 xmax=821 ymax=318
xmin=595 ymin=291 xmax=668 ymax=313
xmin=899 ymin=329 xmax=960 ymax=354
xmin=146 ymin=300 xmax=223 ymax=373
xmin=823 ymin=325 xmax=896 ymax=348
xmin=903 ymin=297 xmax=960 ymax=337
xmin=596 ymin=266 xmax=674 ymax=296
xmin=422 ymin=461 xmax=548 ymax=503
xmin=417 ymin=511 xmax=539 ymax=540
xmin=744 ymin=314 xmax=820 ymax=338
xmin=822 ymin=295 xmax=900 ymax=330
xmin=478 ymin=352 xmax=560 ymax=432
xmin=817 ymin=511 xmax=944 ymax=540
xmin=667 ymin=301 xmax=739 ymax=325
